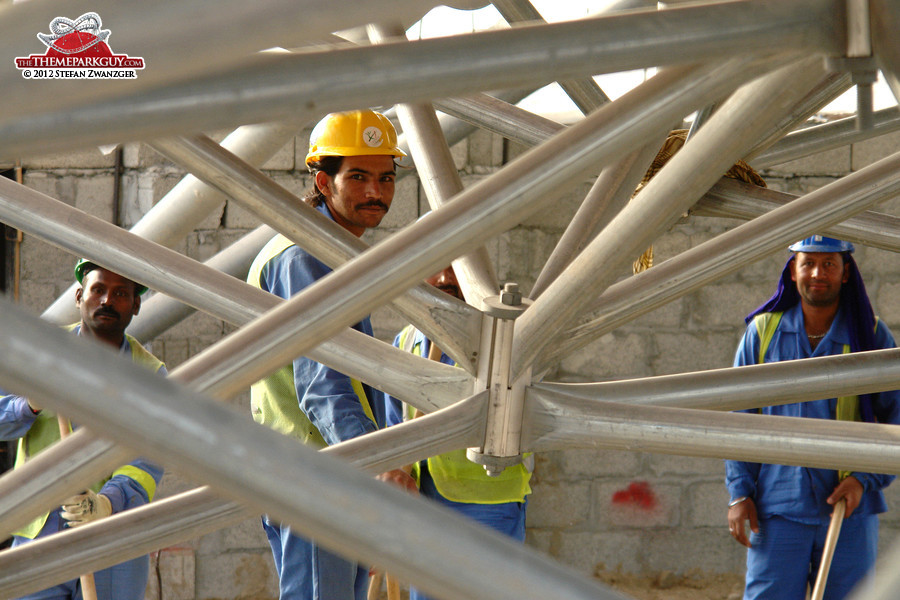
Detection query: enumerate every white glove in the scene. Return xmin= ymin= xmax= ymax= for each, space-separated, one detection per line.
xmin=60 ymin=490 xmax=112 ymax=527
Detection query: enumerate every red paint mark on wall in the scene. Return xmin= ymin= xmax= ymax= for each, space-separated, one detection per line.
xmin=611 ymin=481 xmax=657 ymax=510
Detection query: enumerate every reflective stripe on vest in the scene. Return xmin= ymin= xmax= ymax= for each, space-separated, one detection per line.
xmin=247 ymin=234 xmax=375 ymax=448
xmin=13 ymin=326 xmax=164 ymax=539
xmin=753 ymin=311 xmax=859 ymax=480
xmin=397 ymin=325 xmax=531 ymax=504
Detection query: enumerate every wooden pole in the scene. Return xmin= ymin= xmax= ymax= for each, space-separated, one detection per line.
xmin=57 ymin=414 xmax=100 ymax=600
xmin=810 ymin=498 xmax=847 ymax=600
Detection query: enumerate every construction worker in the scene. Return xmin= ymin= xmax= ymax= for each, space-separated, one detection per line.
xmin=248 ymin=109 xmax=416 ymax=600
xmin=384 ymin=264 xmax=532 ymax=600
xmin=726 ymin=236 xmax=900 ymax=600
xmin=0 ymin=259 xmax=165 ymax=600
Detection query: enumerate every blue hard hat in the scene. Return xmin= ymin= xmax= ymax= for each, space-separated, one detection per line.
xmin=788 ymin=235 xmax=854 ymax=254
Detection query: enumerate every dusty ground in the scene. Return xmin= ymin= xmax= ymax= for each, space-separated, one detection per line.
xmin=375 ymin=570 xmax=744 ymax=599
xmin=595 ymin=569 xmax=744 ymax=600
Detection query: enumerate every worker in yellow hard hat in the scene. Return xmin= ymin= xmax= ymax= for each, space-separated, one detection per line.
xmin=248 ymin=109 xmax=414 ymax=600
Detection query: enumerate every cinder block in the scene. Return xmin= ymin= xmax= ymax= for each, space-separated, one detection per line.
xmin=648 ymin=453 xmax=724 ymax=479
xmin=261 ymin=136 xmax=296 ymax=171
xmin=763 ymin=147 xmax=850 ymax=176
xmin=156 ymin=338 xmax=190 ymax=370
xmin=74 ymin=173 xmax=116 ymax=223
xmin=556 ymin=531 xmax=644 ymax=577
xmin=20 ymin=239 xmax=74 ymax=283
xmin=594 ymin=480 xmax=680 ymax=529
xmin=643 ymin=528 xmax=745 ymax=574
xmin=22 ymin=147 xmax=117 ymax=170
xmin=558 ymin=332 xmax=653 ymax=381
xmin=146 ymin=547 xmax=195 ymax=600
xmin=18 ymin=281 xmax=59 ymax=315
xmin=194 ymin=550 xmax=278 ymax=599
xmin=684 ymin=480 xmax=731 ymax=527
xmin=496 ymin=229 xmax=559 ymax=285
xmin=652 ymin=331 xmax=736 ymax=375
xmin=628 ymin=296 xmax=684 ymax=329
xmin=160 ymin=310 xmax=225 ymax=340
xmin=379 ymin=175 xmax=419 ymax=229
xmin=692 ymin=282 xmax=771 ymax=328
xmin=852 ymin=129 xmax=900 ymax=171
xmin=196 ymin=517 xmax=271 ymax=552
xmin=526 ymin=480 xmax=591 ymax=528
xmin=560 ymin=448 xmax=642 ymax=479
xmin=518 ymin=182 xmax=591 ymax=231
xmin=466 ymin=129 xmax=503 ymax=168
xmin=123 ymin=142 xmax=176 ymax=168
xmin=531 ymin=450 xmax=566 ymax=484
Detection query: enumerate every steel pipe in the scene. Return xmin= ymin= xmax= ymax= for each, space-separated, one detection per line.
xmin=752 ymin=107 xmax=900 ymax=169
xmin=0 ymin=300 xmax=620 ymax=600
xmin=433 ymin=94 xmax=564 ymax=147
xmin=531 ymin=137 xmax=666 ymax=298
xmin=171 ymin=56 xmax=775 ymax=402
xmin=538 ymin=150 xmax=900 ymax=372
xmin=513 ymin=56 xmax=824 ymax=380
xmin=870 ymin=0 xmax=900 ymax=106
xmin=0 ymin=0 xmax=841 ymax=158
xmin=533 ymin=347 xmax=900 ymax=412
xmin=691 ymin=178 xmax=900 ymax=253
xmin=524 ymin=390 xmax=900 ymax=476
xmin=0 ymin=390 xmax=488 ymax=597
xmin=128 ymin=225 xmax=276 ymax=343
xmin=0 ymin=178 xmax=471 ymax=411
xmin=147 ymin=134 xmax=482 ymax=371
xmin=42 ymin=121 xmax=303 ymax=325
xmin=491 ymin=0 xmax=611 ymax=112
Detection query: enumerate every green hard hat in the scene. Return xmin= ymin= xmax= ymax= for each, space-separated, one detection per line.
xmin=74 ymin=258 xmax=148 ymax=295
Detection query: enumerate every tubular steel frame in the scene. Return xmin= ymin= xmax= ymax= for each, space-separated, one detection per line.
xmin=1 ymin=1 xmax=900 ymax=599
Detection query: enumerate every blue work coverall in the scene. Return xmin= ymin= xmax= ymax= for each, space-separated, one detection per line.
xmin=725 ymin=303 xmax=900 ymax=600
xmin=250 ymin=203 xmax=387 ymax=600
xmin=385 ymin=326 xmax=529 ymax=600
xmin=0 ymin=325 xmax=165 ymax=600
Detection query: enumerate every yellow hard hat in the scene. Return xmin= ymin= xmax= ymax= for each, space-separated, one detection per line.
xmin=305 ymin=110 xmax=406 ymax=166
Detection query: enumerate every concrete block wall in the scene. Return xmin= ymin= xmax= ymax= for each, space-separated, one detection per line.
xmin=7 ymin=123 xmax=900 ymax=597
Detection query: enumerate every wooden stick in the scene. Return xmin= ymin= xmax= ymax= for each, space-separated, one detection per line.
xmin=367 ymin=570 xmax=384 ymax=600
xmin=57 ymin=414 xmax=100 ymax=600
xmin=386 ymin=573 xmax=401 ymax=600
xmin=810 ymin=498 xmax=847 ymax=600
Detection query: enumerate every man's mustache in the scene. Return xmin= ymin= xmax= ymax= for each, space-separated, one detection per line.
xmin=356 ymin=200 xmax=388 ymax=211
xmin=94 ymin=307 xmax=120 ymax=319
xmin=437 ymin=285 xmax=462 ymax=300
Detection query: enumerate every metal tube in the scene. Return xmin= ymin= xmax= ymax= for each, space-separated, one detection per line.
xmin=393 ymin=100 xmax=500 ymax=305
xmin=533 ymin=347 xmax=900 ymax=412
xmin=491 ymin=0 xmax=611 ymax=111
xmin=691 ymin=178 xmax=900 ymax=253
xmin=0 ymin=1 xmax=840 ymax=158
xmin=743 ymin=71 xmax=853 ymax=161
xmin=537 ymin=150 xmax=900 ymax=372
xmin=530 ymin=136 xmax=666 ymax=298
xmin=42 ymin=121 xmax=303 ymax=325
xmin=751 ymin=107 xmax=900 ymax=169
xmin=432 ymin=94 xmax=564 ymax=147
xmin=171 ymin=57 xmax=775 ymax=401
xmin=513 ymin=56 xmax=825 ymax=380
xmin=0 ymin=178 xmax=471 ymax=411
xmin=0 ymin=301 xmax=621 ymax=600
xmin=147 ymin=134 xmax=482 ymax=371
xmin=127 ymin=225 xmax=276 ymax=343
xmin=0 ymin=390 xmax=489 ymax=597
xmin=871 ymin=0 xmax=900 ymax=106
xmin=524 ymin=390 xmax=900 ymax=476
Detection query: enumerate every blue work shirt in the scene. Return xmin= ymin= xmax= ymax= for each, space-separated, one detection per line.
xmin=725 ymin=303 xmax=900 ymax=524
xmin=256 ymin=202 xmax=387 ymax=445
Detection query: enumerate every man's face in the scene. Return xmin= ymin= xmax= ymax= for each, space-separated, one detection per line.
xmin=75 ymin=267 xmax=141 ymax=345
xmin=426 ymin=266 xmax=463 ymax=301
xmin=790 ymin=251 xmax=849 ymax=308
xmin=317 ymin=155 xmax=396 ymax=237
